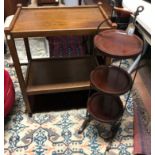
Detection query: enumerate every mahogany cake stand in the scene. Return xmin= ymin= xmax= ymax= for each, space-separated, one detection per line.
xmin=78 ymin=29 xmax=143 ymax=141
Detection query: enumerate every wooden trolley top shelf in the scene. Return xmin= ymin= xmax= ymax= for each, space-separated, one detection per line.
xmin=5 ymin=3 xmax=116 ymax=37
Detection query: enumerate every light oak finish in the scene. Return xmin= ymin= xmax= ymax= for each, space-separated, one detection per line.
xmin=10 ymin=4 xmax=116 ymax=37
xmin=4 ymin=4 xmax=116 ymax=115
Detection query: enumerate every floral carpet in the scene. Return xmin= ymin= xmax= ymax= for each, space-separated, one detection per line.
xmin=4 ymin=38 xmax=134 ymax=155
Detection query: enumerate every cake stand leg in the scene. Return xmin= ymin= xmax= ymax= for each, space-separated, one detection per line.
xmin=104 ymin=120 xmax=122 ymax=154
xmin=78 ymin=111 xmax=91 ymax=134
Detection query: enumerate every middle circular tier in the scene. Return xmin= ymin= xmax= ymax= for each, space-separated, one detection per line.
xmin=90 ymin=65 xmax=132 ymax=95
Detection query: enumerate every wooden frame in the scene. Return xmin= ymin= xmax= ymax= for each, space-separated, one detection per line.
xmin=5 ymin=3 xmax=116 ymax=115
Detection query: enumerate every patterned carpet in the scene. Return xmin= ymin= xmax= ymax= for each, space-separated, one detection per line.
xmin=4 ymin=38 xmax=134 ymax=155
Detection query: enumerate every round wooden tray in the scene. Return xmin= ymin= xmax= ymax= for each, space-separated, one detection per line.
xmin=87 ymin=92 xmax=124 ymax=123
xmin=90 ymin=65 xmax=132 ymax=95
xmin=94 ymin=29 xmax=143 ymax=58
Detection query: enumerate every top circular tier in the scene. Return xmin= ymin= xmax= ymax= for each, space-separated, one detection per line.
xmin=94 ymin=29 xmax=143 ymax=58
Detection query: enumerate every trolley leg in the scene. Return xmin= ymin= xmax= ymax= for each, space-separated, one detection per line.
xmin=28 ymin=113 xmax=33 ymax=117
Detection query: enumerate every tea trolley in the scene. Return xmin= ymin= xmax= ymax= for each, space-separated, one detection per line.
xmin=5 ymin=3 xmax=116 ymax=116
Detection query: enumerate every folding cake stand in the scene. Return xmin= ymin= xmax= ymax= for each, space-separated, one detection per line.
xmin=78 ymin=29 xmax=143 ymax=142
xmin=4 ymin=3 xmax=116 ymax=116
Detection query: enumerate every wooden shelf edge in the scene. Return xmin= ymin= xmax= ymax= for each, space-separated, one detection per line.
xmin=11 ymin=26 xmax=114 ymax=38
xmin=26 ymin=81 xmax=90 ymax=95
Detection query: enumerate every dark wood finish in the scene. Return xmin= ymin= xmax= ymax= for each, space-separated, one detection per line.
xmin=87 ymin=92 xmax=123 ymax=123
xmin=4 ymin=0 xmax=18 ymax=19
xmin=10 ymin=4 xmax=116 ymax=37
xmin=90 ymin=65 xmax=132 ymax=95
xmin=24 ymin=38 xmax=32 ymax=61
xmin=26 ymin=57 xmax=98 ymax=95
xmin=94 ymin=29 xmax=143 ymax=58
xmin=79 ymin=13 xmax=143 ymax=138
xmin=25 ymin=62 xmax=31 ymax=86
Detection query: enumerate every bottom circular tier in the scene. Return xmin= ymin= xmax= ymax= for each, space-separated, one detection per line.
xmin=87 ymin=92 xmax=124 ymax=123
